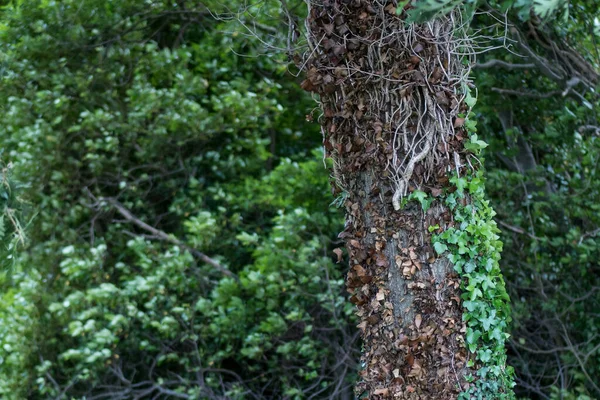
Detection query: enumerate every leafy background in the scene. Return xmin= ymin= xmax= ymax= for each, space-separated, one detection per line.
xmin=0 ymin=0 xmax=598 ymax=399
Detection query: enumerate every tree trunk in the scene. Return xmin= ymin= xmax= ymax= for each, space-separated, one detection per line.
xmin=302 ymin=1 xmax=514 ymax=398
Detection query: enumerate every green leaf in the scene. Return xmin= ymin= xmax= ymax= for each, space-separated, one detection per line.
xmin=463 ymin=300 xmax=479 ymax=312
xmin=405 ymin=0 xmax=461 ymax=22
xmin=464 ymin=90 xmax=477 ymax=108
xmin=478 ymin=349 xmax=493 ymax=363
xmin=480 ymin=310 xmax=497 ymax=331
xmin=451 ymin=176 xmax=468 ymax=194
xmin=465 ymin=134 xmax=489 ymax=153
xmin=464 ymin=261 xmax=477 ymax=273
xmin=395 ymin=0 xmax=411 ymax=14
xmin=236 ymin=231 xmax=259 ymax=245
xmin=466 ymin=327 xmax=482 ymax=345
xmin=434 ymin=241 xmax=448 ymax=254
xmin=532 ymin=0 xmax=567 ymax=18
xmin=409 ymin=190 xmax=432 ymax=211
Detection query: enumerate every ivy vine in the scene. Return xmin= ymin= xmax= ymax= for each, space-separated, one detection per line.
xmin=434 ymin=168 xmax=515 ymax=399
xmin=402 ymin=95 xmax=516 ymax=397
xmin=404 ymin=171 xmax=515 ymax=397
xmin=437 ymin=104 xmax=514 ymax=398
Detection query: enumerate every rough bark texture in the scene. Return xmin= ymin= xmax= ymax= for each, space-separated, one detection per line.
xmin=302 ymin=1 xmax=476 ymax=398
xmin=345 ymin=174 xmax=470 ymax=399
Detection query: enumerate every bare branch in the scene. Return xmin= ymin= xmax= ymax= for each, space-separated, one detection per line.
xmin=510 ymin=28 xmax=565 ymax=82
xmin=496 ymin=219 xmax=542 ymax=241
xmin=578 ymin=125 xmax=600 ymax=136
xmin=491 ymin=87 xmax=563 ymax=99
xmin=578 ymin=227 xmax=600 ymax=244
xmin=102 ymin=197 xmax=237 ymax=280
xmin=476 ymin=59 xmax=535 ymax=69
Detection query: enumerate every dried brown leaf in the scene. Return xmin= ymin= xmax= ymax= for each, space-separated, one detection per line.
xmin=333 ymin=248 xmax=343 ymax=263
xmin=415 ymin=314 xmax=422 ymax=329
xmin=353 ymin=264 xmax=367 ymax=276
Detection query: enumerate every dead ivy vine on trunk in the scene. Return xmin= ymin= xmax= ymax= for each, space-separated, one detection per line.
xmin=300 ymin=0 xmax=515 ymax=398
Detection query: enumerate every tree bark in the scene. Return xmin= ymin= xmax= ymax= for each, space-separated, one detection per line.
xmin=344 ymin=173 xmax=470 ymax=398
xmin=302 ymin=1 xmax=492 ymax=398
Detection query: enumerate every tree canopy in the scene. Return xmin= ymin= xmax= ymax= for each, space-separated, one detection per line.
xmin=0 ymin=0 xmax=598 ymax=399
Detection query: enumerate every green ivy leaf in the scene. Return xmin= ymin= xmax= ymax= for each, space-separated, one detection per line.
xmin=478 ymin=348 xmax=493 ymax=363
xmin=480 ymin=310 xmax=497 ymax=331
xmin=434 ymin=241 xmax=448 ymax=254
xmin=465 ymin=90 xmax=477 ymax=108
xmin=428 ymin=224 xmax=440 ymax=233
xmin=466 ymin=327 xmax=482 ymax=345
xmin=463 ymin=300 xmax=478 ymax=312
xmin=465 ymin=134 xmax=489 ymax=153
xmin=409 ymin=190 xmax=432 ymax=211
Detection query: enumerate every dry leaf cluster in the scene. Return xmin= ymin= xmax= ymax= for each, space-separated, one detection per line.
xmin=301 ymin=0 xmax=480 ymax=397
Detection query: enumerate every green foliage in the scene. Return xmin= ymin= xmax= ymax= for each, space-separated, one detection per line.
xmin=0 ymin=0 xmax=353 ymax=398
xmin=403 ymin=0 xmax=465 ymax=22
xmin=406 ymin=165 xmax=514 ymax=398
xmin=408 ymin=189 xmax=433 ymax=211
xmin=401 ymin=0 xmax=569 ymax=22
xmin=401 ymin=109 xmax=515 ymax=396
xmin=0 ymin=0 xmax=596 ymax=399
xmin=0 ymin=165 xmax=28 ymax=271
xmin=464 ymin=133 xmax=489 ymax=154
xmin=531 ymin=0 xmax=567 ymax=18
xmin=473 ymin=6 xmax=600 ymax=396
xmin=435 ymin=170 xmax=515 ymax=399
xmin=429 ymin=87 xmax=515 ymax=397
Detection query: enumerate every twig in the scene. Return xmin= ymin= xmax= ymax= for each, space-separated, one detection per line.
xmin=496 ymin=219 xmax=542 ymax=241
xmin=475 ymin=59 xmax=535 ymax=69
xmin=579 ymin=227 xmax=600 ymax=245
xmin=103 ymin=197 xmax=237 ymax=280
xmin=491 ymin=87 xmax=563 ymax=99
xmin=578 ymin=125 xmax=600 ymax=136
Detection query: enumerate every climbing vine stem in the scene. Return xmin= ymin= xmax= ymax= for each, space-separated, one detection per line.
xmin=399 ymin=87 xmax=516 ymax=397
xmin=431 ymin=104 xmax=515 ymax=398
xmin=435 ymin=168 xmax=515 ymax=398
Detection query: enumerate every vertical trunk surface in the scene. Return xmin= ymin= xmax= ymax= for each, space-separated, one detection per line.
xmin=302 ymin=1 xmax=491 ymax=398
